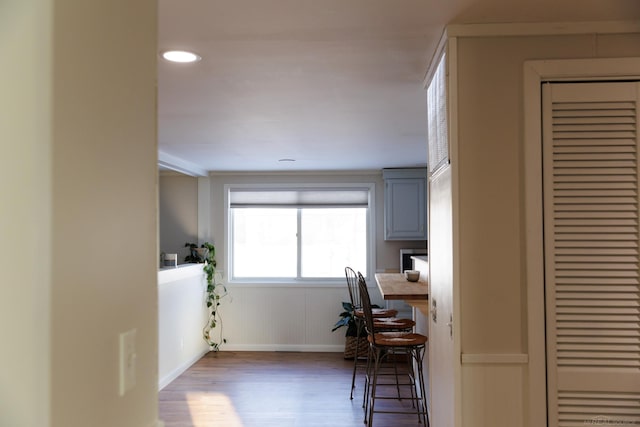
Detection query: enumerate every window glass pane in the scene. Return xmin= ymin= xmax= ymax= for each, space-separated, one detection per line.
xmin=232 ymin=208 xmax=297 ymax=277
xmin=301 ymin=208 xmax=367 ymax=278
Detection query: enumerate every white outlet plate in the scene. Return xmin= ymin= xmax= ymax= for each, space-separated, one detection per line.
xmin=119 ymin=328 xmax=137 ymax=396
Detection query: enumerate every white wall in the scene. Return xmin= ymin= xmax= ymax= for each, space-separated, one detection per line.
xmin=158 ymin=265 xmax=209 ymax=389
xmin=0 ymin=1 xmax=159 ymax=426
xmin=457 ymin=28 xmax=640 ymax=357
xmin=50 ymin=1 xmax=158 ymax=424
xmin=203 ymin=172 xmax=423 ymax=350
xmin=0 ymin=1 xmax=52 ymax=426
xmin=159 ymin=173 xmax=199 ymax=262
xmin=453 ymin=28 xmax=640 ymax=427
xmin=219 ymin=286 xmax=353 ymax=351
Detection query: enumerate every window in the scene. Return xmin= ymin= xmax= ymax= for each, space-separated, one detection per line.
xmin=228 ymin=185 xmax=373 ymax=282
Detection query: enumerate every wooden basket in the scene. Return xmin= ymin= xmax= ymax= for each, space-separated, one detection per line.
xmin=344 ymin=336 xmax=369 ymax=359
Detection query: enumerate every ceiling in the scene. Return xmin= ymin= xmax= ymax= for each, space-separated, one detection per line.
xmin=158 ymin=0 xmax=640 ymax=175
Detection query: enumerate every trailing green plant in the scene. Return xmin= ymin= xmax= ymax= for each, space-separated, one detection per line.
xmin=200 ymin=242 xmax=229 ymax=351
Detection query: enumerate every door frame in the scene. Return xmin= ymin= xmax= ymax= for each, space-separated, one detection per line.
xmin=523 ymin=57 xmax=640 ymax=427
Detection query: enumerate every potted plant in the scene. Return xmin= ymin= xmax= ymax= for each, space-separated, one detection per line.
xmin=199 ymin=242 xmax=228 ymax=351
xmin=184 ymin=242 xmax=207 ymax=263
xmin=332 ymin=301 xmax=368 ymax=359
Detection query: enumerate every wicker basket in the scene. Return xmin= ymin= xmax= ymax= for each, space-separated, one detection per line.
xmin=344 ymin=336 xmax=369 ymax=359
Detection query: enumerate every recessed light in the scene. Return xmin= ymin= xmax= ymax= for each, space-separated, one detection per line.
xmin=161 ymin=50 xmax=201 ymax=63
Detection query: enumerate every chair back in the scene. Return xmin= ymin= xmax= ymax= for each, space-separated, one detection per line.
xmin=357 ymin=272 xmax=377 ymax=345
xmin=344 ymin=266 xmax=361 ymax=308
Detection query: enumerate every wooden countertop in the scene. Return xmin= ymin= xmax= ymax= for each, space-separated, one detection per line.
xmin=374 ymin=273 xmax=429 ymax=300
xmin=375 ymin=273 xmax=429 ymax=316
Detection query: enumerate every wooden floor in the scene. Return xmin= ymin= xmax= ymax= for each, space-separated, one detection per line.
xmin=159 ymin=351 xmax=428 ymax=427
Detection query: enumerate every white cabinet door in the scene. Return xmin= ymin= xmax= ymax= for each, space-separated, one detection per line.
xmin=383 ymin=168 xmax=428 ymax=240
xmin=429 ymin=164 xmax=456 ymax=427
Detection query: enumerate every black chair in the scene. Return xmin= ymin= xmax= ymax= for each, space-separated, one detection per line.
xmin=344 ymin=267 xmax=415 ymax=400
xmin=358 ymin=272 xmax=429 ymax=426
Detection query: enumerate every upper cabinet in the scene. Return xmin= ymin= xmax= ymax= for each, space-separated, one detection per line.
xmin=383 ymin=168 xmax=428 ymax=240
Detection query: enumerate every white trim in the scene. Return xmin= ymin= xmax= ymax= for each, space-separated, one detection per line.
xmin=367 ymin=182 xmax=377 ymax=281
xmin=226 ymin=185 xmax=237 ymax=282
xmin=448 ymin=37 xmax=463 ymax=427
xmin=447 ymin=20 xmax=640 ymax=38
xmin=523 ymin=57 xmax=640 ymax=427
xmin=158 ymin=348 xmax=208 ymax=390
xmin=526 ymin=57 xmax=640 ymax=81
xmin=523 ymin=60 xmax=548 ymax=427
xmin=158 ymin=150 xmax=208 ymax=177
xmin=423 ymin=28 xmax=449 ymax=89
xmin=461 ymin=353 xmax=529 ymax=365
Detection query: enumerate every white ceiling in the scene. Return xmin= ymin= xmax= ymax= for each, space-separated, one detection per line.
xmin=158 ymin=0 xmax=640 ymax=174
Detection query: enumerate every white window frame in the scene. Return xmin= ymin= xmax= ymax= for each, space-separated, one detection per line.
xmin=224 ymin=182 xmax=376 ymax=286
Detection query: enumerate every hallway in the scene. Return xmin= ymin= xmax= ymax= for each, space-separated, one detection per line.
xmin=159 ymin=351 xmax=427 ymax=427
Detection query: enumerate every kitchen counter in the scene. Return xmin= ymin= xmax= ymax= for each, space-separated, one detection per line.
xmin=375 ymin=272 xmax=429 ymax=316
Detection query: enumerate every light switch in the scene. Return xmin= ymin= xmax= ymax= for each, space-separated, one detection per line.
xmin=119 ymin=328 xmax=137 ymax=396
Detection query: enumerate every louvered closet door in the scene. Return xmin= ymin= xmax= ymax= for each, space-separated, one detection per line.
xmin=543 ymin=81 xmax=640 ymax=427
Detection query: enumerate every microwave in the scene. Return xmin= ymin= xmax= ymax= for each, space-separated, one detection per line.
xmin=400 ymin=248 xmax=427 ymax=272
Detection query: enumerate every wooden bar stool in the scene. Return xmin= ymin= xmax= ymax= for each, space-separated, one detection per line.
xmin=345 ymin=267 xmax=417 ymax=404
xmin=357 ymin=273 xmax=429 ymax=426
xmin=345 ymin=267 xmax=397 ymax=399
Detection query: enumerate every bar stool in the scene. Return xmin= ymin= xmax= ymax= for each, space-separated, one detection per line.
xmin=345 ymin=267 xmax=396 ymax=399
xmin=344 ymin=267 xmax=414 ymax=400
xmin=358 ymin=273 xmax=429 ymax=426
xmin=356 ymin=272 xmax=418 ymax=411
xmin=345 ymin=267 xmax=398 ymax=320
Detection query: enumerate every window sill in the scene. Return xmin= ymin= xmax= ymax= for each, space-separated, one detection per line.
xmin=227 ymin=279 xmax=350 ymax=288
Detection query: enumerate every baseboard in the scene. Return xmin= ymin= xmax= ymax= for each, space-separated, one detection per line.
xmin=159 ymin=348 xmax=209 ymax=390
xmin=221 ymin=344 xmax=345 ymax=353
